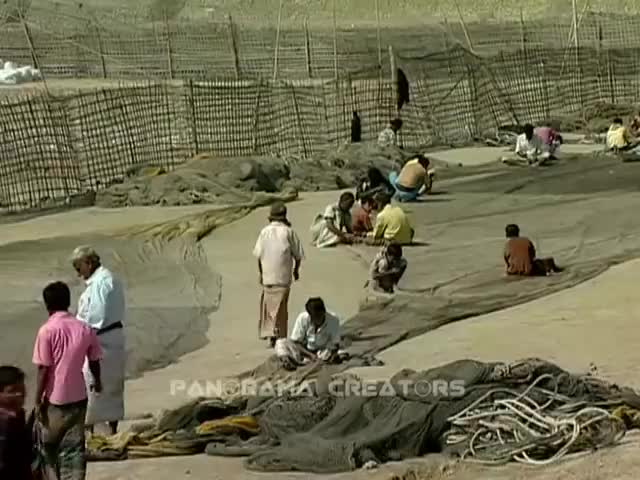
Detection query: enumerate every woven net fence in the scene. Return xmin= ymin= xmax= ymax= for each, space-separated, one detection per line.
xmin=0 ymin=5 xmax=640 ymax=79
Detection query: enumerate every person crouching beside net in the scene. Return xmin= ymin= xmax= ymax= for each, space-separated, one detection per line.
xmin=275 ymin=297 xmax=341 ymax=371
xmin=504 ymin=224 xmax=563 ymax=277
xmin=366 ymin=243 xmax=408 ymax=294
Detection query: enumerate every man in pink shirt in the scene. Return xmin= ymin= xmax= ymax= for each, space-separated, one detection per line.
xmin=534 ymin=126 xmax=563 ymax=159
xmin=32 ymin=281 xmax=103 ymax=480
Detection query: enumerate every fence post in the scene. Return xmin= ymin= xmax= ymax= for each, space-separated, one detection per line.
xmin=442 ymin=22 xmax=452 ymax=75
xmin=227 ymin=15 xmax=241 ymax=79
xmin=375 ymin=0 xmax=382 ymax=76
xmin=454 ymin=0 xmax=474 ymax=53
xmin=164 ymin=16 xmax=174 ymax=80
xmin=252 ymin=81 xmax=263 ymax=154
xmin=188 ymin=79 xmax=199 ymax=156
xmin=519 ymin=9 xmax=526 ymax=55
xmin=571 ymin=0 xmax=583 ymax=109
xmin=304 ymin=19 xmax=312 ymax=78
xmin=95 ymin=22 xmax=107 ymax=79
xmin=273 ymin=0 xmax=283 ymax=81
xmin=332 ymin=0 xmax=338 ymax=82
xmin=20 ymin=14 xmax=49 ymax=94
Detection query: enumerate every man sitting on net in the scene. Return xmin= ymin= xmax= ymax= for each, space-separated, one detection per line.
xmin=503 ymin=124 xmax=551 ymax=166
xmin=275 ymin=297 xmax=340 ymax=370
xmin=606 ymin=117 xmax=640 ymax=153
xmin=504 ymin=223 xmax=562 ymax=277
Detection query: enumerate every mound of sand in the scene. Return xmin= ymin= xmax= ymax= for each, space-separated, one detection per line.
xmin=96 ymin=144 xmax=418 ymax=208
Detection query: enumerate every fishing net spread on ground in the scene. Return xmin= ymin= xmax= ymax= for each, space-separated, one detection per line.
xmin=95 ymin=145 xmax=422 ymax=208
xmin=86 ymin=359 xmax=640 ymax=472
xmin=0 ymin=190 xmax=296 ymax=387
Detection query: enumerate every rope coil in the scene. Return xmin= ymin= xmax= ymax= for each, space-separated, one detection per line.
xmin=444 ymin=374 xmax=627 ymax=465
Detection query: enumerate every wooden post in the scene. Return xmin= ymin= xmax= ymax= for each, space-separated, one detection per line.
xmin=228 ymin=15 xmax=241 ymax=79
xmin=291 ymin=85 xmax=308 ymax=158
xmin=389 ymin=45 xmax=401 ymax=145
xmin=571 ymin=0 xmax=583 ymax=108
xmin=454 ymin=0 xmax=474 ymax=52
xmin=607 ymin=51 xmax=615 ymax=104
xmin=273 ymin=0 xmax=284 ymax=81
xmin=304 ymin=19 xmax=312 ymax=78
xmin=252 ymin=81 xmax=263 ymax=153
xmin=375 ymin=0 xmax=382 ymax=75
xmin=188 ymin=79 xmax=199 ymax=155
xmin=164 ymin=16 xmax=174 ymax=80
xmin=442 ymin=19 xmax=453 ymax=75
xmin=20 ymin=15 xmax=49 ymax=94
xmin=94 ymin=22 xmax=107 ymax=79
xmin=332 ymin=0 xmax=338 ymax=81
xmin=332 ymin=0 xmax=339 ymax=146
xmin=519 ymin=8 xmax=526 ymax=54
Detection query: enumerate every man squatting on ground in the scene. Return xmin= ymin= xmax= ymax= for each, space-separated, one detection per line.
xmin=275 ymin=297 xmax=341 ymax=370
xmin=367 ymin=243 xmax=408 ymax=294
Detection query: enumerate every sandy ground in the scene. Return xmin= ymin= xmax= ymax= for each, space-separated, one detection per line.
xmin=2 ymin=148 xmax=639 ymax=479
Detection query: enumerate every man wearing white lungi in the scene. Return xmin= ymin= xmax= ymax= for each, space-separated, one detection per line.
xmin=71 ymin=246 xmax=126 ymax=435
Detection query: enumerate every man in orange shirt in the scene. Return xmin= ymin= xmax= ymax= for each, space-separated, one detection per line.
xmin=503 ymin=224 xmax=562 ymax=276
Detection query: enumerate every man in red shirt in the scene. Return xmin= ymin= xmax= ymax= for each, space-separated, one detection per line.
xmin=504 ymin=224 xmax=562 ymax=276
xmin=0 ymin=366 xmax=32 ymax=479
xmin=351 ymin=196 xmax=376 ymax=236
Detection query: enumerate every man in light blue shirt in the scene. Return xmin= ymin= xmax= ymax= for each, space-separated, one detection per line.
xmin=72 ymin=246 xmax=126 ymax=435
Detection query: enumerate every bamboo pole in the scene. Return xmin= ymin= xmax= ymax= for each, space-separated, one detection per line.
xmin=188 ymin=79 xmax=199 ymax=155
xmin=164 ymin=15 xmax=174 ymax=80
xmin=519 ymin=8 xmax=526 ymax=54
xmin=453 ymin=0 xmax=474 ymax=53
xmin=332 ymin=0 xmax=338 ymax=81
xmin=332 ymin=0 xmax=339 ymax=146
xmin=228 ymin=15 xmax=241 ymax=79
xmin=304 ymin=19 xmax=312 ymax=78
xmin=572 ymin=0 xmax=583 ymax=108
xmin=272 ymin=0 xmax=284 ymax=81
xmin=252 ymin=81 xmax=263 ymax=153
xmin=95 ymin=22 xmax=107 ymax=79
xmin=375 ymin=0 xmax=382 ymax=73
xmin=389 ymin=45 xmax=401 ymax=145
xmin=20 ymin=14 xmax=49 ymax=94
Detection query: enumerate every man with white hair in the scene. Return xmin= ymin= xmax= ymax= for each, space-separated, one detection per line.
xmin=71 ymin=246 xmax=126 ymax=435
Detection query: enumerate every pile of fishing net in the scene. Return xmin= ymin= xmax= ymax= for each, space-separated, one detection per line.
xmin=87 ymin=358 xmax=640 ymax=472
xmin=548 ymin=101 xmax=636 ymax=135
xmin=95 ymin=144 xmax=418 ymax=208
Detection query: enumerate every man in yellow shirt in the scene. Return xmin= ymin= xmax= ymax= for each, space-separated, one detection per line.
xmin=367 ymin=192 xmax=414 ymax=245
xmin=606 ymin=118 xmax=636 ymax=151
xmin=388 ymin=154 xmax=435 ymax=202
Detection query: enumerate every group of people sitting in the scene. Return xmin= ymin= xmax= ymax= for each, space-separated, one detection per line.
xmin=309 ymin=153 xmax=436 ymax=250
xmin=503 ymin=123 xmax=563 ymax=166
